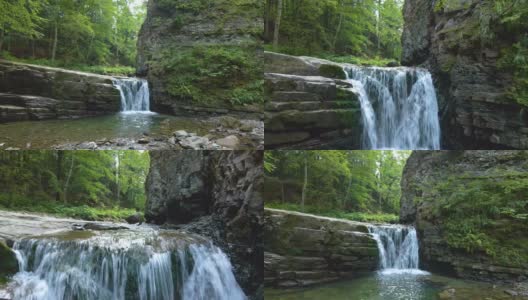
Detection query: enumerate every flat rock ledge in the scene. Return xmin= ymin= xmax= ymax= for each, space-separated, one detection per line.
xmin=264 ymin=208 xmax=378 ymax=288
xmin=264 ymin=52 xmax=362 ymax=149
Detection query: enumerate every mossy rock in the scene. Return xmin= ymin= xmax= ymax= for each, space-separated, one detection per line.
xmin=0 ymin=240 xmax=18 ymax=283
xmin=319 ymin=64 xmax=346 ymax=79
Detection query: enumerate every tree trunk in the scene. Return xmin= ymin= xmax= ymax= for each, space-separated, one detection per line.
xmin=301 ymin=154 xmax=307 ymax=212
xmin=377 ymin=0 xmax=382 ymax=55
xmin=63 ymin=154 xmax=74 ymax=204
xmin=0 ymin=29 xmax=4 ymax=53
xmin=281 ymin=182 xmax=285 ymax=203
xmin=56 ymin=151 xmax=63 ymax=202
xmin=332 ymin=2 xmax=344 ymax=52
xmin=273 ymin=0 xmax=282 ymax=49
xmin=51 ymin=22 xmax=58 ymax=62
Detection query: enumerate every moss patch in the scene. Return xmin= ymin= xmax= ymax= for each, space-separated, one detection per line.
xmin=0 ymin=241 xmax=18 ymax=283
xmin=150 ymin=45 xmax=263 ymax=107
xmin=319 ymin=64 xmax=346 ymax=79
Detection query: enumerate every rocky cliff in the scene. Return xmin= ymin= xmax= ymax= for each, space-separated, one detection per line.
xmin=136 ymin=0 xmax=263 ymax=115
xmin=145 ymin=150 xmax=263 ymax=299
xmin=0 ymin=60 xmax=121 ymax=122
xmin=401 ymin=151 xmax=528 ymax=283
xmin=264 ymin=52 xmax=362 ymax=149
xmin=264 ymin=209 xmax=378 ymax=288
xmin=402 ymin=0 xmax=528 ymax=149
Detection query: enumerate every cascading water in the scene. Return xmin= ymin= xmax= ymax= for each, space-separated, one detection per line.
xmin=9 ymin=230 xmax=246 ymax=300
xmin=113 ymin=78 xmax=151 ymax=112
xmin=344 ymin=66 xmax=441 ymax=150
xmin=368 ymin=225 xmax=428 ymax=275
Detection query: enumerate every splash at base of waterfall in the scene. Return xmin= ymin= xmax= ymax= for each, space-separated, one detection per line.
xmin=345 ymin=66 xmax=441 ymax=150
xmin=368 ymin=225 xmax=430 ymax=276
xmin=113 ymin=78 xmax=154 ymax=113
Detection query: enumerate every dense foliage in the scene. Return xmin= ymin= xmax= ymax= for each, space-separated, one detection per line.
xmin=0 ymin=0 xmax=146 ymax=69
xmin=0 ymin=151 xmax=149 ymax=220
xmin=264 ymin=150 xmax=410 ymax=217
xmin=414 ymin=151 xmax=528 ymax=268
xmin=264 ymin=0 xmax=404 ymax=62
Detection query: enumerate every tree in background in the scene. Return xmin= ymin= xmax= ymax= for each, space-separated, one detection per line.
xmin=264 ymin=150 xmax=410 ymax=216
xmin=0 ymin=151 xmax=149 ymax=216
xmin=264 ymin=0 xmax=404 ymax=61
xmin=0 ymin=0 xmax=146 ymax=67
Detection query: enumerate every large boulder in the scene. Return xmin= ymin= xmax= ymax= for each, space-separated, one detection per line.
xmin=145 ymin=150 xmax=263 ymax=299
xmin=401 ymin=0 xmax=528 ymax=149
xmin=401 ymin=151 xmax=528 ymax=283
xmin=264 ymin=209 xmax=378 ymax=288
xmin=136 ymin=0 xmax=263 ymax=115
xmin=0 ymin=60 xmax=121 ymax=122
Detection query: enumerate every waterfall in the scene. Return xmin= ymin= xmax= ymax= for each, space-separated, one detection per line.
xmin=345 ymin=66 xmax=441 ymax=150
xmin=368 ymin=225 xmax=428 ymax=275
xmin=113 ymin=78 xmax=151 ymax=112
xmin=9 ymin=233 xmax=246 ymax=300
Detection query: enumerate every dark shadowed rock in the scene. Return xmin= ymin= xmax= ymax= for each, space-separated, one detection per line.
xmin=402 ymin=0 xmax=528 ymax=149
xmin=145 ymin=151 xmax=263 ymax=299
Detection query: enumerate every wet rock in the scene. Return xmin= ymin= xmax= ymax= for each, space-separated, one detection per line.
xmin=0 ymin=239 xmax=18 ymax=282
xmin=438 ymin=288 xmax=456 ymax=300
xmin=216 ymin=135 xmax=240 ymax=149
xmin=174 ymin=130 xmax=189 ymax=138
xmin=179 ymin=136 xmax=209 ymax=149
xmin=146 ymin=151 xmax=263 ymax=297
xmin=83 ymin=223 xmax=128 ymax=231
xmin=137 ymin=138 xmax=150 ymax=144
xmin=401 ymin=0 xmax=528 ymax=149
xmin=125 ymin=212 xmax=143 ymax=225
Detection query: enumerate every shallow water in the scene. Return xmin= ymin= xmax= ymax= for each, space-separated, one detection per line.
xmin=265 ymin=272 xmax=519 ymax=300
xmin=0 ymin=113 xmax=214 ymax=149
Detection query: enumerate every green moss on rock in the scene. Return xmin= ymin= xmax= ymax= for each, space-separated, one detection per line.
xmin=319 ymin=64 xmax=346 ymax=79
xmin=0 ymin=240 xmax=18 ymax=283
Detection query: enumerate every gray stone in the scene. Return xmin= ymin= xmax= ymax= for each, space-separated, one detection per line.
xmin=215 ymin=135 xmax=240 ymax=149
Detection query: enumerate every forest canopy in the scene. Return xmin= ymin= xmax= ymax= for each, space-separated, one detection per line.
xmin=264 ymin=0 xmax=404 ymax=62
xmin=0 ymin=151 xmax=149 ymax=221
xmin=0 ymin=0 xmax=146 ymax=70
xmin=264 ymin=150 xmax=410 ymax=222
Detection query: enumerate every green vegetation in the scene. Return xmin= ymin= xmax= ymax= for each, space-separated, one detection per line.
xmin=0 ymin=0 xmax=146 ymax=71
xmin=265 ymin=150 xmax=410 ymax=221
xmin=417 ymin=154 xmax=528 ymax=268
xmin=0 ymin=151 xmax=149 ymax=221
xmin=264 ymin=0 xmax=404 ymax=62
xmin=151 ymin=45 xmax=263 ymax=106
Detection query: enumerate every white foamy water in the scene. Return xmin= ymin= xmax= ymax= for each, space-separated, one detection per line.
xmin=345 ymin=66 xmax=441 ymax=150
xmin=9 ymin=231 xmax=246 ymax=300
xmin=368 ymin=225 xmax=430 ymax=275
xmin=113 ymin=78 xmax=152 ymax=113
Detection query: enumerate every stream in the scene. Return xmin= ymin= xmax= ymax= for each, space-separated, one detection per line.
xmin=266 ymin=224 xmax=520 ymax=300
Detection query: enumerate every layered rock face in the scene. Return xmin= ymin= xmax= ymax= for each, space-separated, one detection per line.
xmin=137 ymin=0 xmax=262 ymax=115
xmin=264 ymin=209 xmax=378 ymax=288
xmin=401 ymin=151 xmax=528 ymax=283
xmin=145 ymin=150 xmax=263 ymax=299
xmin=0 ymin=60 xmax=121 ymax=122
xmin=402 ymin=0 xmax=528 ymax=149
xmin=265 ymin=52 xmax=362 ymax=149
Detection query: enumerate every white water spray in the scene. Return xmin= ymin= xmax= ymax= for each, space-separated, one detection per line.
xmin=368 ymin=225 xmax=428 ymax=275
xmin=10 ymin=233 xmax=246 ymax=300
xmin=113 ymin=78 xmax=151 ymax=112
xmin=345 ymin=66 xmax=441 ymax=150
